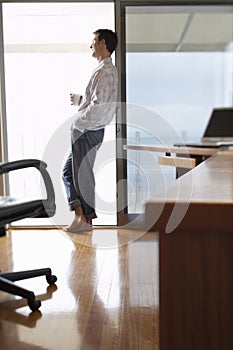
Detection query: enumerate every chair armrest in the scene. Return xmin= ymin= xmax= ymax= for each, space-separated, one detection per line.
xmin=0 ymin=159 xmax=55 ymax=210
xmin=0 ymin=159 xmax=46 ymax=173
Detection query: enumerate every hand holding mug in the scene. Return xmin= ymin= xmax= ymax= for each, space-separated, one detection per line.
xmin=70 ymin=93 xmax=83 ymax=106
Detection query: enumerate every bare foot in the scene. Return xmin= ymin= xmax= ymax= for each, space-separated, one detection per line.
xmin=63 ymin=217 xmax=93 ymax=233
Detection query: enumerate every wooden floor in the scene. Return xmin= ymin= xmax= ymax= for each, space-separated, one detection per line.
xmin=0 ymin=227 xmax=159 ymax=349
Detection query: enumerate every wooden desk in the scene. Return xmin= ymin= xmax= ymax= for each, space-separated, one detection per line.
xmin=124 ymin=144 xmax=220 ymax=177
xmin=146 ymin=149 xmax=233 ymax=350
xmin=124 ymin=144 xmax=219 ymax=157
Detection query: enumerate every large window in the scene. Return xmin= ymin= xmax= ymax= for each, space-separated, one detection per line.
xmin=2 ymin=2 xmax=116 ymax=226
xmin=2 ymin=2 xmax=233 ymax=227
xmin=124 ymin=5 xmax=233 ymax=213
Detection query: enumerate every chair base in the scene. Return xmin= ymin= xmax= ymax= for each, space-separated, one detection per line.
xmin=0 ymin=268 xmax=57 ymax=311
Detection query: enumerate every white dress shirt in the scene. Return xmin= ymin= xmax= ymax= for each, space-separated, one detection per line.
xmin=72 ymin=57 xmax=118 ymax=132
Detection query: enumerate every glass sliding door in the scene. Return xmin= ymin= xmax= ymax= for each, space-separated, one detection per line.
xmin=2 ymin=2 xmax=116 ymax=226
xmin=121 ymin=3 xmax=233 ymax=219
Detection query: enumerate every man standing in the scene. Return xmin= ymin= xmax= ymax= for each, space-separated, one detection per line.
xmin=62 ymin=29 xmax=118 ymax=232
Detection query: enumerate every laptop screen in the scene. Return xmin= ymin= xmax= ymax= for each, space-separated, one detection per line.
xmin=203 ymin=108 xmax=233 ymax=139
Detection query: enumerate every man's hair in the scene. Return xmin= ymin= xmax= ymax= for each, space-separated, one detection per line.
xmin=94 ymin=29 xmax=118 ymax=54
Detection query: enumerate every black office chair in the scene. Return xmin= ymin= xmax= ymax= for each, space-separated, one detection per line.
xmin=0 ymin=159 xmax=57 ymax=311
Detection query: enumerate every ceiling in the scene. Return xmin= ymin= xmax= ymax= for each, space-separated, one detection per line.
xmin=126 ymin=6 xmax=233 ymax=52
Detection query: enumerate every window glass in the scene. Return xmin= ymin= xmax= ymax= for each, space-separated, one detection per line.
xmin=125 ymin=5 xmax=233 ymax=213
xmin=3 ymin=2 xmax=116 ymax=226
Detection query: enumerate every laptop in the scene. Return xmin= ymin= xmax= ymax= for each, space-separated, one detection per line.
xmin=175 ymin=107 xmax=233 ymax=148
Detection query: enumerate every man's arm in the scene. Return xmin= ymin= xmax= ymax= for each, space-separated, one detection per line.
xmin=73 ymin=70 xmax=117 ymax=130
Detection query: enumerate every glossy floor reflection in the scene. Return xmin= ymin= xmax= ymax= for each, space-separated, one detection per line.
xmin=0 ymin=228 xmax=159 ymax=349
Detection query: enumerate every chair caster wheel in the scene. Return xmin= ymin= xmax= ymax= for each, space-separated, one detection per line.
xmin=46 ymin=274 xmax=57 ymax=285
xmin=28 ymin=298 xmax=41 ymax=312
